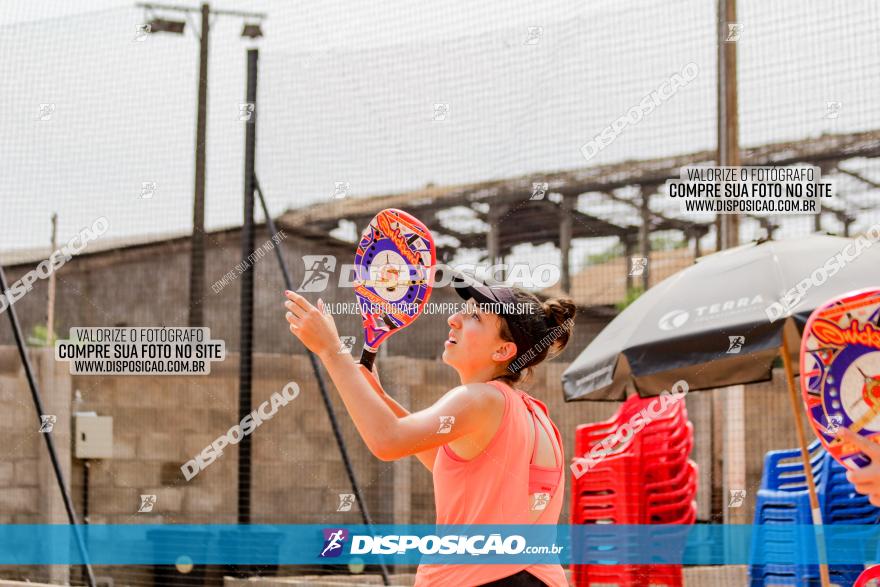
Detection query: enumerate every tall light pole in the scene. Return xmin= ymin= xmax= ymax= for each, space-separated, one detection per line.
xmin=191 ymin=2 xmax=209 ymax=328
xmin=136 ymin=3 xmax=264 ymax=327
xmin=717 ymin=0 xmax=740 ymax=250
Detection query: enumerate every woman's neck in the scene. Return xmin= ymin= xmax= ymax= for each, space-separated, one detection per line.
xmin=458 ymin=365 xmax=510 ymax=385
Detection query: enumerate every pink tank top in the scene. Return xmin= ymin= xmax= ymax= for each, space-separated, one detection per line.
xmin=414 ymin=380 xmax=568 ymax=587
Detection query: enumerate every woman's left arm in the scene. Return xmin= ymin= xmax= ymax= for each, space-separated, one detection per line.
xmin=284 ymin=291 xmax=490 ymax=461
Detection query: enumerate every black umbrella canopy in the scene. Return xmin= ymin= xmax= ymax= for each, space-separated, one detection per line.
xmin=562 ymin=233 xmax=880 ymax=401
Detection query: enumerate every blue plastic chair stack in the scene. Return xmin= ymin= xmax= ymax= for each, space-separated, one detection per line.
xmin=823 ymin=456 xmax=880 ymax=524
xmin=748 ymin=440 xmax=877 ymax=587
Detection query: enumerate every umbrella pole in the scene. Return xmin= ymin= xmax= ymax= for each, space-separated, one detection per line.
xmin=780 ymin=339 xmax=831 ymax=587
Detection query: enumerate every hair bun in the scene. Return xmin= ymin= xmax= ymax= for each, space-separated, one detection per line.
xmin=542 ymin=297 xmax=576 ymax=326
xmin=540 ymin=297 xmax=576 ymax=357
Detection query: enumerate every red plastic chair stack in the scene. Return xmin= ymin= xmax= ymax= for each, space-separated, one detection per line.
xmin=571 ymin=394 xmax=698 ymax=587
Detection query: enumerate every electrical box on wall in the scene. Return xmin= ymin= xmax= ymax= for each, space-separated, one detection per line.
xmin=74 ymin=413 xmax=113 ymax=459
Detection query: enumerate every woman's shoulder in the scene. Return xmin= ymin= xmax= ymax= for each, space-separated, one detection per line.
xmin=465 ymin=381 xmax=508 ymax=403
xmin=437 ymin=382 xmax=507 ymax=428
xmin=460 ymin=381 xmax=508 ymax=413
xmin=441 ymin=381 xmax=506 ymax=409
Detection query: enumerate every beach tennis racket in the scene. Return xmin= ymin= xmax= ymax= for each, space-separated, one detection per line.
xmin=800 ymin=287 xmax=880 ymax=469
xmin=353 ymin=209 xmax=436 ymax=393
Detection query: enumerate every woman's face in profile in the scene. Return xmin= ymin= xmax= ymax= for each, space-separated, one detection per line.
xmin=442 ymin=298 xmax=511 ymax=373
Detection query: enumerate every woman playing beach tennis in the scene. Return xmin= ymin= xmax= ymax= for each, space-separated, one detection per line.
xmin=284 ymin=275 xmax=575 ymax=587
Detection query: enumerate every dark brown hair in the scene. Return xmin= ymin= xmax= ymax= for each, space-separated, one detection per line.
xmin=492 ymin=289 xmax=577 ymax=385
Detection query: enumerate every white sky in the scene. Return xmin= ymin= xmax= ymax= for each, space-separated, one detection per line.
xmin=2 ymin=0 xmax=879 ymax=274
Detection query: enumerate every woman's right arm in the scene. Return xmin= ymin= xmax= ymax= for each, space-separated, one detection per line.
xmin=285 ymin=291 xmax=484 ymax=464
xmin=380 ymin=394 xmax=439 ymax=472
xmin=364 ymin=366 xmax=439 ymax=472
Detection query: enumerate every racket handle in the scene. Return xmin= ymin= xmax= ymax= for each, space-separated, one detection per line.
xmin=359 ymin=349 xmax=377 ymax=371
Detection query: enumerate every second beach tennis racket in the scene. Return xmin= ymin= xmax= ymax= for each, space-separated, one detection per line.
xmin=800 ymin=287 xmax=880 ymax=469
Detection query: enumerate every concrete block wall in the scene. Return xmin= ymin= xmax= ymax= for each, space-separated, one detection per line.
xmin=63 ymin=352 xmax=413 ymax=529
xmin=0 ymin=347 xmax=72 ymax=584
xmin=0 ymin=347 xmax=43 ymax=525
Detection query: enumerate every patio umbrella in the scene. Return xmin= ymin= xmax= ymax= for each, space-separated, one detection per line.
xmin=562 ymin=232 xmax=880 ymax=587
xmin=562 ymin=233 xmax=880 ymax=401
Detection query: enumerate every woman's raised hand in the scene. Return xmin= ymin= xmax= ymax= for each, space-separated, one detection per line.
xmin=284 ymin=291 xmax=341 ymax=358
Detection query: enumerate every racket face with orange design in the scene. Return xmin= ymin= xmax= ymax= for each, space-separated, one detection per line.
xmin=353 ymin=208 xmax=436 ymax=372
xmin=800 ymin=287 xmax=880 ymax=469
